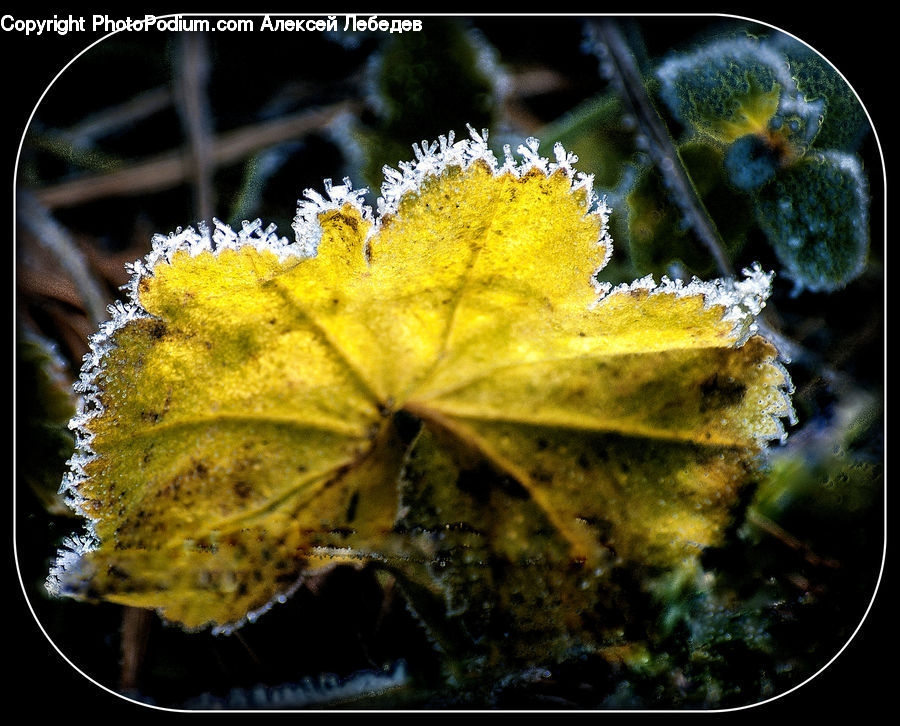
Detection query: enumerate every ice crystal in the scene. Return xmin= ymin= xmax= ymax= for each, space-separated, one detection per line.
xmin=182 ymin=661 xmax=409 ymax=709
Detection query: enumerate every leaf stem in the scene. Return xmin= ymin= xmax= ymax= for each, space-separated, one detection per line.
xmin=592 ymin=19 xmax=733 ymax=277
xmin=119 ymin=606 xmax=152 ymax=693
xmin=403 ymin=401 xmax=595 ymax=563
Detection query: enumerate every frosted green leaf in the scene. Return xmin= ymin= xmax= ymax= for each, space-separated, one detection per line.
xmin=769 ymin=33 xmax=870 ymax=152
xmin=754 ymin=151 xmax=869 ymax=292
xmin=655 ymin=34 xmax=822 ymax=154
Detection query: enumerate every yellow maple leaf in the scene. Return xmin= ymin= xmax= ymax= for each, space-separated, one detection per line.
xmin=48 ymin=129 xmax=794 ymax=639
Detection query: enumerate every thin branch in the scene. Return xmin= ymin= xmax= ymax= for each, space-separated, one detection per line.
xmin=61 ymin=86 xmax=172 ymax=147
xmin=173 ymin=33 xmax=215 ymax=223
xmin=33 ymin=63 xmax=581 ymax=213
xmin=33 ymin=100 xmax=360 ymax=210
xmin=592 ymin=19 xmax=732 ymax=277
xmin=746 ymin=508 xmax=840 ymax=569
xmin=506 ymin=67 xmax=572 ymax=97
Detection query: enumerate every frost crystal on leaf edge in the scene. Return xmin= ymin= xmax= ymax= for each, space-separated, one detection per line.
xmin=596 ymin=263 xmax=796 ymax=445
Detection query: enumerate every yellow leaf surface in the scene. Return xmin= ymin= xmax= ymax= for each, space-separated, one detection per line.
xmin=49 ymin=129 xmax=794 ymax=635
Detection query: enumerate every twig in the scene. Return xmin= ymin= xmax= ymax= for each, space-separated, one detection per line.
xmin=173 ymin=33 xmax=215 ymax=223
xmin=17 ymin=265 xmax=86 ymax=309
xmin=746 ymin=508 xmax=840 ymax=569
xmin=507 ymin=67 xmax=572 ymax=97
xmin=33 ymin=100 xmax=361 ymax=210
xmin=61 ymin=86 xmax=172 ymax=147
xmin=232 ymin=629 xmax=263 ymax=669
xmin=591 ymin=19 xmax=733 ymax=277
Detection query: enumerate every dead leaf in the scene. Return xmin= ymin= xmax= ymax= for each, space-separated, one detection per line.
xmin=49 ymin=129 xmax=794 ymax=643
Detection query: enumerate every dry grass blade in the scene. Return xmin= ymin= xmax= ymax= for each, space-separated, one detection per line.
xmin=173 ymin=33 xmax=215 ymax=223
xmin=33 ymin=101 xmax=361 ymax=209
xmin=17 ymin=191 xmax=109 ymax=323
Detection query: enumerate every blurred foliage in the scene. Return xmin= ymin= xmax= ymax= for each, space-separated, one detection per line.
xmin=538 ymin=92 xmax=635 ymax=191
xmin=625 ymin=141 xmax=753 ymax=278
xmin=15 ymin=15 xmax=882 ymax=711
xmin=351 ymin=19 xmax=500 ymax=189
xmin=754 ymin=152 xmax=869 ymax=292
xmin=16 ymin=326 xmax=77 ymax=516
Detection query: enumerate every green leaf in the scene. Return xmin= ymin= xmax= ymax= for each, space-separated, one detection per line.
xmin=655 ymin=34 xmax=822 ymax=154
xmin=753 ymin=151 xmax=869 ymax=292
xmin=769 ymin=34 xmax=870 ymax=152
